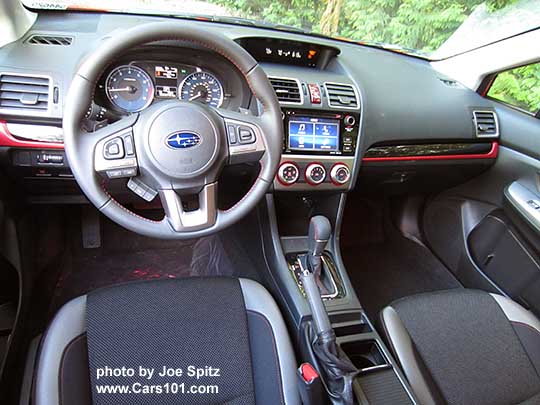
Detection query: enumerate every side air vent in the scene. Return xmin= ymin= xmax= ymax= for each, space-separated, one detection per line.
xmin=473 ymin=110 xmax=499 ymax=138
xmin=324 ymin=82 xmax=359 ymax=109
xmin=0 ymin=74 xmax=51 ymax=112
xmin=269 ymin=77 xmax=302 ymax=104
xmin=26 ymin=34 xmax=73 ymax=46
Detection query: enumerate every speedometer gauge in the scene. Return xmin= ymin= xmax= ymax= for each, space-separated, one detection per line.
xmin=180 ymin=71 xmax=224 ymax=108
xmin=105 ymin=65 xmax=154 ymax=112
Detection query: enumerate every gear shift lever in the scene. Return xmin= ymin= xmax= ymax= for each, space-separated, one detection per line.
xmin=307 ymin=215 xmax=332 ymax=281
xmin=301 ymin=216 xmax=358 ymax=405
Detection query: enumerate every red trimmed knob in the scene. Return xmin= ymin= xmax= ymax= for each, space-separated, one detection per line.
xmin=305 ymin=163 xmax=326 ymax=185
xmin=330 ymin=163 xmax=350 ymax=185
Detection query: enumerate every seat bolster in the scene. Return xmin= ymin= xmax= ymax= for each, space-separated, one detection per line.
xmin=239 ymin=278 xmax=301 ymax=405
xmin=35 ymin=295 xmax=87 ymax=405
xmin=490 ymin=294 xmax=540 ymax=376
xmin=380 ymin=306 xmax=445 ymax=405
xmin=490 ymin=294 xmax=540 ymax=334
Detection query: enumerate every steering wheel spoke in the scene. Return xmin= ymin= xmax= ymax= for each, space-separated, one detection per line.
xmin=91 ymin=114 xmax=140 ymax=179
xmin=218 ymin=110 xmax=266 ymax=165
xmin=160 ymin=183 xmax=218 ymax=233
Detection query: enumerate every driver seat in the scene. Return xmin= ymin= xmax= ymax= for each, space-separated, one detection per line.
xmin=34 ymin=278 xmax=301 ymax=405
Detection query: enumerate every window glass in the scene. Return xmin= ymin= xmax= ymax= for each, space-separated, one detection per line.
xmin=487 ymin=63 xmax=540 ymax=115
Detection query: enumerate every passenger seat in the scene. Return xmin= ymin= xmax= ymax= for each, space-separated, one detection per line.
xmin=380 ymin=289 xmax=540 ymax=405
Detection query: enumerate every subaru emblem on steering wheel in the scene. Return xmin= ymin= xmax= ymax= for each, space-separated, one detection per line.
xmin=166 ymin=132 xmax=202 ymax=149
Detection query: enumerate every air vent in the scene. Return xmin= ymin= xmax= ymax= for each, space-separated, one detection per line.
xmin=269 ymin=77 xmax=302 ymax=104
xmin=324 ymin=82 xmax=359 ymax=109
xmin=439 ymin=77 xmax=460 ymax=88
xmin=0 ymin=74 xmax=51 ymax=112
xmin=473 ymin=110 xmax=499 ymax=138
xmin=26 ymin=34 xmax=73 ymax=46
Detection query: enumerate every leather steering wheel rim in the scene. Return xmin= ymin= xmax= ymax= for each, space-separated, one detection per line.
xmin=63 ymin=22 xmax=282 ymax=239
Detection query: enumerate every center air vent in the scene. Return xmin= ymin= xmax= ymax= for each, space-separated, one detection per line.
xmin=269 ymin=77 xmax=302 ymax=104
xmin=473 ymin=110 xmax=499 ymax=138
xmin=26 ymin=34 xmax=73 ymax=46
xmin=325 ymin=82 xmax=359 ymax=109
xmin=0 ymin=74 xmax=51 ymax=112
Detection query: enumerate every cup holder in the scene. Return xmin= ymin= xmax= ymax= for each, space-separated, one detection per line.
xmin=340 ymin=340 xmax=390 ymax=374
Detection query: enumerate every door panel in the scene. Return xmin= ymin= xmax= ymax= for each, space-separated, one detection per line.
xmin=423 ymin=102 xmax=540 ymax=316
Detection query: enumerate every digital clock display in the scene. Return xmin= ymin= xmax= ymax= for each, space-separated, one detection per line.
xmin=241 ymin=38 xmax=321 ymax=67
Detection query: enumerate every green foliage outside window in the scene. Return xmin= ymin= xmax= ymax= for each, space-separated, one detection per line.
xmin=215 ymin=0 xmax=539 ymax=114
xmin=215 ymin=0 xmax=516 ymax=53
xmin=488 ymin=64 xmax=540 ymax=114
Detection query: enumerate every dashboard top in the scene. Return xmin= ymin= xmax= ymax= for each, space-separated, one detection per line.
xmin=0 ymin=11 xmax=497 ymax=152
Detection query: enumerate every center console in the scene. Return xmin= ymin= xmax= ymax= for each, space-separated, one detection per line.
xmin=274 ymin=109 xmax=361 ymax=191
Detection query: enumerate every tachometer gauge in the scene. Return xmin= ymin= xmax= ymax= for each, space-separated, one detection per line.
xmin=105 ymin=65 xmax=154 ymax=112
xmin=180 ymin=71 xmax=224 ymax=108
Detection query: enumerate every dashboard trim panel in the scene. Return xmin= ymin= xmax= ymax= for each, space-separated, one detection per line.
xmin=362 ymin=141 xmax=498 ymax=162
xmin=0 ymin=121 xmax=64 ymax=149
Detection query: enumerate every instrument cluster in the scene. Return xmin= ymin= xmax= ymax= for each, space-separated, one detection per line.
xmin=99 ymin=61 xmax=226 ymax=113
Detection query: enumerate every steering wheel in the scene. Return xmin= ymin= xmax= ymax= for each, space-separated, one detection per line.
xmin=63 ymin=23 xmax=282 ymax=239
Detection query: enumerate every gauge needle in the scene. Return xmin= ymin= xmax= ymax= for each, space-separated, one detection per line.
xmin=189 ymin=92 xmax=203 ymax=101
xmin=109 ymin=86 xmax=136 ymax=93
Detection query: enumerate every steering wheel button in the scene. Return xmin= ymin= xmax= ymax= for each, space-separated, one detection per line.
xmin=227 ymin=125 xmax=237 ymax=144
xmin=104 ymin=138 xmax=125 ymax=160
xmin=238 ymin=127 xmax=255 ymax=144
xmin=123 ymin=134 xmax=135 ymax=156
xmin=106 ymin=169 xmax=124 ymax=179
xmin=127 ymin=178 xmax=157 ymax=202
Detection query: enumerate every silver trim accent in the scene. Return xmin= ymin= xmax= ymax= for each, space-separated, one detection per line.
xmin=490 ymin=293 xmax=540 ymax=334
xmin=274 ymin=155 xmax=355 ymax=191
xmin=6 ymin=122 xmax=63 ymax=143
xmin=160 ymin=183 xmax=218 ymax=232
xmin=268 ymin=76 xmax=304 ymax=105
xmin=105 ymin=65 xmax=155 ymax=113
xmin=297 ymin=256 xmax=339 ymax=300
xmin=330 ymin=163 xmax=350 ymax=185
xmin=505 ymin=182 xmax=540 ymax=234
xmin=381 ymin=306 xmax=438 ymax=405
xmin=226 ymin=117 xmax=266 ymax=164
xmin=305 ymin=162 xmax=326 ymax=185
xmin=0 ymin=72 xmax=52 ymax=117
xmin=473 ymin=110 xmax=499 ymax=138
xmin=277 ymin=162 xmax=299 ymax=185
xmin=94 ymin=129 xmax=138 ymax=173
xmin=324 ymin=81 xmax=360 ymax=110
xmin=239 ymin=278 xmax=301 ymax=405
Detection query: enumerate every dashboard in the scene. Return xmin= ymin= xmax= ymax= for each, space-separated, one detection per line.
xmin=0 ymin=11 xmax=501 ymax=200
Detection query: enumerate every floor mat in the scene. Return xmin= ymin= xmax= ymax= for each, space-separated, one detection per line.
xmin=342 ymin=198 xmax=462 ymax=323
xmin=48 ymin=211 xmax=263 ymax=316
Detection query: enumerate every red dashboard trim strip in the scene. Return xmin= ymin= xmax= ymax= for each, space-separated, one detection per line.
xmin=362 ymin=141 xmax=498 ymax=162
xmin=0 ymin=121 xmax=64 ymax=150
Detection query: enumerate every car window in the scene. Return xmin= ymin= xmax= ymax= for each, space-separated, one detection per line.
xmin=487 ymin=63 xmax=540 ymax=116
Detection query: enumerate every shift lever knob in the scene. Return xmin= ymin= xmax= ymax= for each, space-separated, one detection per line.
xmin=308 ymin=215 xmax=332 ymax=258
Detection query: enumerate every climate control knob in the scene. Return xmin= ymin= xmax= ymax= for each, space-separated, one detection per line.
xmin=344 ymin=115 xmax=356 ymax=126
xmin=277 ymin=162 xmax=300 ymax=185
xmin=305 ymin=163 xmax=326 ymax=185
xmin=330 ymin=163 xmax=351 ymax=185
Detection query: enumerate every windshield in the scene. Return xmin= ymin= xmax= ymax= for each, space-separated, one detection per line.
xmin=22 ymin=0 xmax=540 ymax=59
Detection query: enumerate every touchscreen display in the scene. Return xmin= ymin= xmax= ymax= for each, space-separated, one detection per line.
xmin=288 ymin=116 xmax=340 ymax=151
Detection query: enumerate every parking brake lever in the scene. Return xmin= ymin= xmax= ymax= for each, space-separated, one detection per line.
xmin=300 ymin=216 xmax=357 ymax=405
